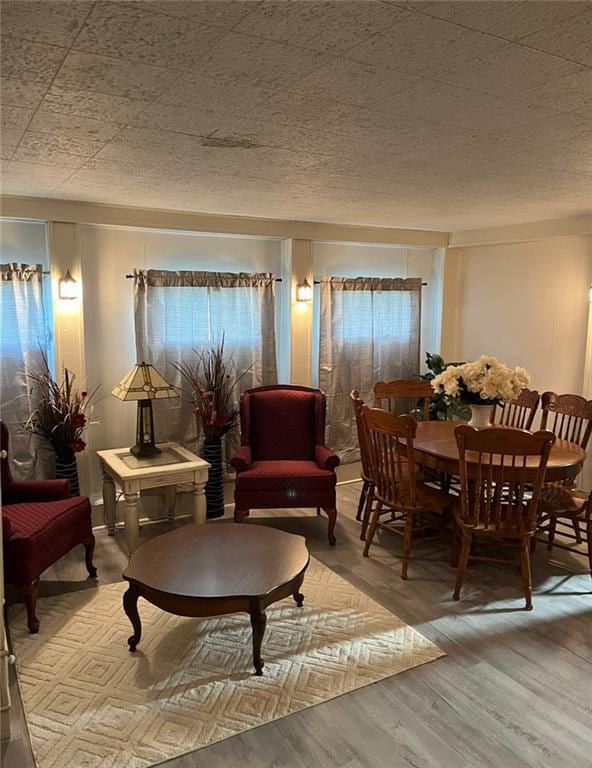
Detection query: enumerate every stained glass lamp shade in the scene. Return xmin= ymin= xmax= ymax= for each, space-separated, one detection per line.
xmin=112 ymin=363 xmax=178 ymax=457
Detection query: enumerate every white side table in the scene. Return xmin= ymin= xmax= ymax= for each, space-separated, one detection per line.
xmin=97 ymin=442 xmax=210 ymax=555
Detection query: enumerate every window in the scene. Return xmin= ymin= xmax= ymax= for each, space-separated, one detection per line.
xmin=0 ymin=262 xmax=52 ymax=477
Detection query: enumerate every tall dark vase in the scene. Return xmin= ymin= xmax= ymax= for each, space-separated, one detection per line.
xmin=203 ymin=439 xmax=225 ymax=519
xmin=55 ymin=454 xmax=80 ymax=496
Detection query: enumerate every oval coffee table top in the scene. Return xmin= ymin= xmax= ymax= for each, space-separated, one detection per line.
xmin=123 ymin=524 xmax=310 ymax=600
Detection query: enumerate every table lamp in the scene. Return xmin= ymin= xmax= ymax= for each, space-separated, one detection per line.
xmin=112 ymin=362 xmax=178 ymax=457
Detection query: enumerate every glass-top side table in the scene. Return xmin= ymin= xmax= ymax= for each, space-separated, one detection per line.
xmin=96 ymin=442 xmax=210 ymax=556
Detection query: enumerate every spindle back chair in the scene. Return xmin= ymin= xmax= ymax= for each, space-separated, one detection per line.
xmin=373 ymin=379 xmax=432 ymax=422
xmin=454 ymin=425 xmax=555 ymax=610
xmin=362 ymin=408 xmax=454 ymax=578
xmin=493 ymin=388 xmax=540 ymax=430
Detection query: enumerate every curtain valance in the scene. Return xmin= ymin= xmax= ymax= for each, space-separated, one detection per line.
xmin=134 ymin=269 xmax=275 ymax=289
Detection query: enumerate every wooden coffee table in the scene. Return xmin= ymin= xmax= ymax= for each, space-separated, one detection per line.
xmin=122 ymin=524 xmax=310 ymax=675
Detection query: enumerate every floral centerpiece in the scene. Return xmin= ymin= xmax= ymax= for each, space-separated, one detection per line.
xmin=430 ymin=355 xmax=530 ymax=428
xmin=24 ymin=354 xmax=98 ymax=494
xmin=175 ymin=337 xmax=251 ymax=518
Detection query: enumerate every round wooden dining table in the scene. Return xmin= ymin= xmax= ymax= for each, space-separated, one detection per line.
xmin=413 ymin=420 xmax=586 ymax=482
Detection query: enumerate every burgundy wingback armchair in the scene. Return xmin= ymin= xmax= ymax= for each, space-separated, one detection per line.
xmin=231 ymin=385 xmax=340 ymax=545
xmin=1 ymin=421 xmax=97 ymax=633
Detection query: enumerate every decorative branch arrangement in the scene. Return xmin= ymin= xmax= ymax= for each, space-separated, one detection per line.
xmin=175 ymin=336 xmax=252 ymax=442
xmin=24 ymin=353 xmax=99 ymax=462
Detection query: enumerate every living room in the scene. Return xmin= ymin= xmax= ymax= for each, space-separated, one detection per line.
xmin=1 ymin=2 xmax=592 ymax=767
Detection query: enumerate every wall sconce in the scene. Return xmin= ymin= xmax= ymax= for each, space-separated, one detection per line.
xmin=589 ymin=284 xmax=592 ymax=303
xmin=58 ymin=270 xmax=79 ymax=300
xmin=296 ymin=278 xmax=312 ymax=302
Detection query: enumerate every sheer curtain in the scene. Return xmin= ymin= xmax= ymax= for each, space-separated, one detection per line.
xmin=0 ymin=263 xmax=51 ymax=478
xmin=319 ymin=276 xmax=422 ymax=462
xmin=134 ymin=269 xmax=278 ymax=467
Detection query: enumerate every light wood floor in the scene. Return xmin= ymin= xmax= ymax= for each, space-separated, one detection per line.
xmin=3 ymin=482 xmax=592 ymax=768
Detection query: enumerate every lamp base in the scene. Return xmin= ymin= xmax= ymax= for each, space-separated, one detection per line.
xmin=132 ymin=399 xmax=161 ymax=459
xmin=130 ymin=443 xmax=162 ymax=458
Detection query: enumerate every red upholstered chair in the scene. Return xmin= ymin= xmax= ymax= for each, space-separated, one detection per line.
xmin=1 ymin=421 xmax=97 ymax=633
xmin=231 ymin=385 xmax=340 ymax=545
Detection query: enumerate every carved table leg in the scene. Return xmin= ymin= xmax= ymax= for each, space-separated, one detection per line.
xmin=249 ymin=602 xmax=267 ymax=676
xmin=123 ymin=585 xmax=142 ymax=652
xmin=293 ymin=571 xmax=305 ymax=607
xmin=124 ymin=491 xmax=140 ymax=555
xmin=193 ymin=480 xmax=207 ymax=525
xmin=102 ymin=470 xmax=117 ymax=535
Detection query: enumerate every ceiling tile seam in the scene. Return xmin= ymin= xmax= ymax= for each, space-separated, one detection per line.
xmin=335 ymin=48 xmax=588 ymax=109
xmin=15 ymin=129 xmax=103 ymax=160
xmin=385 ymin=1 xmax=592 ymax=64
xmin=5 ymin=0 xmax=100 ymax=162
xmin=122 ymin=0 xmax=265 ymax=31
xmin=117 ymin=0 xmax=401 ymax=58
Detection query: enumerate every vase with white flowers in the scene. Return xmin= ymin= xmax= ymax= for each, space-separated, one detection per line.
xmin=430 ymin=355 xmax=531 ymax=428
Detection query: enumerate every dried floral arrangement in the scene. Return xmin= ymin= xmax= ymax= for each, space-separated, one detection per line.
xmin=24 ymin=353 xmax=98 ymax=462
xmin=175 ymin=337 xmax=252 ymax=442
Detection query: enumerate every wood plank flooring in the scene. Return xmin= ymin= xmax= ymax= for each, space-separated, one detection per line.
xmin=3 ymin=482 xmax=591 ymax=768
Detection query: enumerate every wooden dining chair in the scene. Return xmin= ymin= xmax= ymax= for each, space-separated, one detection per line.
xmin=453 ymin=425 xmax=556 ymax=610
xmin=492 ymin=388 xmax=540 ymax=430
xmin=538 ymin=487 xmax=591 ymax=578
xmin=373 ymin=379 xmax=432 ymax=422
xmin=540 ymin=392 xmax=592 ymax=451
xmin=538 ymin=392 xmax=592 ymax=543
xmin=362 ymin=407 xmax=454 ymax=578
xmin=350 ymin=390 xmax=374 ymax=540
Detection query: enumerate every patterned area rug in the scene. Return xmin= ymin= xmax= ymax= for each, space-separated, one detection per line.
xmin=10 ymin=557 xmax=444 ymax=768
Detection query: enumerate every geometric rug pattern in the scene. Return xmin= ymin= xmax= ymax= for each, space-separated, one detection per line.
xmin=9 ymin=557 xmax=444 ymax=768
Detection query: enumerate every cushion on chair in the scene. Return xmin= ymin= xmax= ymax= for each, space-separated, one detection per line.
xmin=3 ymin=496 xmax=92 ymax=584
xmin=249 ymin=390 xmax=316 ymax=461
xmin=539 ymin=486 xmax=587 ymax=517
xmin=236 ymin=460 xmax=336 ymax=491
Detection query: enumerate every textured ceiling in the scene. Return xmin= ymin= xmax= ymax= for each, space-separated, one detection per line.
xmin=1 ymin=0 xmax=592 ymax=231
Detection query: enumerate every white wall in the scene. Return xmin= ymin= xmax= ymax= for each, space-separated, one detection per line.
xmin=0 ymin=219 xmax=48 ymax=267
xmin=311 ymin=241 xmax=437 ymax=385
xmin=457 ymin=236 xmax=592 ymax=490
xmin=458 ymin=237 xmax=592 ymax=396
xmin=79 ymin=225 xmax=288 ymax=500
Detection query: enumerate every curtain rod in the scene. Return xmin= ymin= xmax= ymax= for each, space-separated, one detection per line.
xmin=124 ymin=273 xmax=282 ymax=281
xmin=313 ymin=279 xmax=428 ymax=285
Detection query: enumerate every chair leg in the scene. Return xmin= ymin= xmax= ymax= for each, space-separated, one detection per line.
xmin=547 ymin=515 xmax=557 ymax=551
xmin=401 ymin=512 xmax=413 ymax=580
xmin=234 ymin=508 xmax=249 ymax=523
xmin=22 ymin=580 xmax=40 ymax=634
xmin=363 ymin=502 xmax=382 ymax=557
xmin=520 ymin=539 xmax=533 ymax=611
xmin=572 ymin=518 xmax=582 ymax=544
xmin=453 ymin=533 xmax=471 ymax=601
xmin=84 ymin=534 xmax=97 ymax=578
xmin=587 ymin=519 xmax=592 ymax=580
xmin=322 ymin=507 xmax=337 ymax=547
xmin=355 ymin=482 xmax=368 ymax=522
xmin=316 ymin=507 xmax=321 ymax=516
xmin=360 ymin=483 xmax=374 ymax=541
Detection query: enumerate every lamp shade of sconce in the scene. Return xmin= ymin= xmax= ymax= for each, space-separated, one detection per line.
xmin=296 ymin=278 xmax=312 ymax=302
xmin=58 ymin=270 xmax=79 ymax=300
xmin=589 ymin=284 xmax=592 ymax=303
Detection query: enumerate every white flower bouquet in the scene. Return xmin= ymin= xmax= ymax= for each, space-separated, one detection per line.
xmin=430 ymin=355 xmax=530 ymax=405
